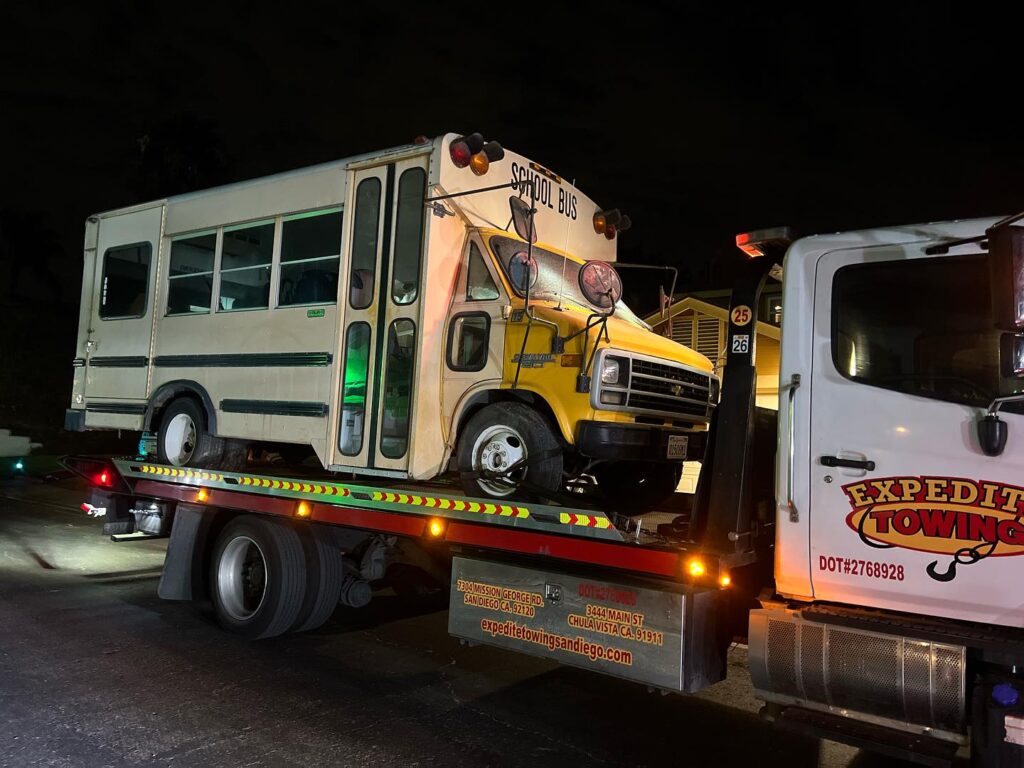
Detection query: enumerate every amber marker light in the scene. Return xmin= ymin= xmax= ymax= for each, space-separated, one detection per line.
xmin=428 ymin=517 xmax=446 ymax=538
xmin=719 ymin=573 xmax=732 ymax=588
xmin=197 ymin=488 xmax=209 ymax=502
xmin=686 ymin=557 xmax=707 ymax=578
xmin=469 ymin=152 xmax=490 ymax=176
xmin=295 ymin=501 xmax=312 ymax=519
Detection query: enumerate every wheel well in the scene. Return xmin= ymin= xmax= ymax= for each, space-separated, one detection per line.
xmin=455 ymin=390 xmax=567 ymax=448
xmin=146 ymin=381 xmax=218 ymax=434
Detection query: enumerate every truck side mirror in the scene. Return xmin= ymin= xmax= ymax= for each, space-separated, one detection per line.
xmin=978 ymin=413 xmax=1008 ymax=457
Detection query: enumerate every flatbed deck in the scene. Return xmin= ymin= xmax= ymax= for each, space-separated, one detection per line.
xmin=89 ymin=457 xmax=714 ymax=584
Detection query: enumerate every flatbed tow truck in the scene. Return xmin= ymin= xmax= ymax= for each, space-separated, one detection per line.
xmin=65 ymin=216 xmax=1024 ymax=766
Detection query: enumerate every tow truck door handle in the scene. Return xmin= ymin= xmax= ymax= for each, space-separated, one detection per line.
xmin=820 ymin=455 xmax=876 ymax=471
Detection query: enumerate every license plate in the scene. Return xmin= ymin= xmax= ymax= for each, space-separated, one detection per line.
xmin=667 ymin=435 xmax=688 ymax=460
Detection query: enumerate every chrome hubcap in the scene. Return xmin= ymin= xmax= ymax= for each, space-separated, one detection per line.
xmin=471 ymin=425 xmax=528 ymax=497
xmin=217 ymin=536 xmax=267 ymax=621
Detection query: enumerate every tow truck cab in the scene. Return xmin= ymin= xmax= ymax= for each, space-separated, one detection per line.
xmin=740 ymin=217 xmax=1024 ymax=761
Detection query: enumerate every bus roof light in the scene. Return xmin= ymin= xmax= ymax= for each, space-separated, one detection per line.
xmin=593 ymin=212 xmax=607 ymax=234
xmin=482 ymin=141 xmax=504 ymax=162
xmin=604 ymin=224 xmax=616 ymax=241
xmin=469 ymin=152 xmax=490 ymax=176
xmin=450 ymin=133 xmax=484 ymax=168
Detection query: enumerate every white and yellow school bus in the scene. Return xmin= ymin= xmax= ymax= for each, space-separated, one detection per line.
xmin=66 ymin=133 xmax=718 ymax=509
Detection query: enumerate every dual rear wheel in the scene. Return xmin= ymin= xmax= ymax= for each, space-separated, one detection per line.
xmin=210 ymin=516 xmax=345 ymax=639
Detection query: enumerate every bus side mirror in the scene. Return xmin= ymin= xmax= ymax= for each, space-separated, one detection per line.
xmin=987 ymin=224 xmax=1024 ymax=330
xmin=509 ymin=196 xmax=537 ymax=244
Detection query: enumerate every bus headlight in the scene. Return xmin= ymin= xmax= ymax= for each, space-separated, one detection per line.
xmin=600 ymin=356 xmax=628 ymax=386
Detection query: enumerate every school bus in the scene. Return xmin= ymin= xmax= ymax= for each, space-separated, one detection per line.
xmin=66 ymin=133 xmax=718 ymax=510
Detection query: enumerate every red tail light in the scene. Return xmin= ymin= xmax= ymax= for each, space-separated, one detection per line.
xmin=60 ymin=456 xmax=128 ymax=492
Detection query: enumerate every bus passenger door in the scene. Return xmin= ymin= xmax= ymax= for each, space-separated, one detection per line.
xmin=336 ymin=156 xmax=428 ymax=474
xmin=82 ymin=205 xmax=162 ymax=408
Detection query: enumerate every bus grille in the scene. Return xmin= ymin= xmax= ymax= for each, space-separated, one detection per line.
xmin=627 ymin=360 xmax=711 ymax=418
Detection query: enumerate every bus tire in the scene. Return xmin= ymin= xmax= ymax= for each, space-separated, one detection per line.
xmin=457 ymin=402 xmax=563 ymax=501
xmin=219 ymin=439 xmax=249 ymax=473
xmin=593 ymin=461 xmax=682 ymax=514
xmin=210 ymin=515 xmax=306 ymax=639
xmin=292 ymin=526 xmax=344 ymax=633
xmin=156 ymin=397 xmax=223 ymax=468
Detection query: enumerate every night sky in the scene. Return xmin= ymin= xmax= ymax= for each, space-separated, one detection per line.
xmin=2 ymin=3 xmax=1023 ymax=432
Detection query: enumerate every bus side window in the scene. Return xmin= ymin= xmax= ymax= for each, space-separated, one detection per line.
xmin=167 ymin=231 xmax=216 ymax=315
xmin=279 ymin=209 xmax=342 ymax=307
xmin=219 ymin=221 xmax=274 ymax=311
xmin=99 ymin=243 xmax=152 ymax=319
xmin=466 ymin=242 xmax=499 ymax=301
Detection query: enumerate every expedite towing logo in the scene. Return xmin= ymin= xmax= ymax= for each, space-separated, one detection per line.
xmin=842 ymin=476 xmax=1024 ymax=582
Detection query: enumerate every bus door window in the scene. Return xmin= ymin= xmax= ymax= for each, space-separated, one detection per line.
xmin=380 ymin=319 xmax=416 ymax=459
xmin=339 ymin=322 xmax=371 ymax=456
xmin=391 ymin=167 xmax=426 ymax=305
xmin=348 ymin=179 xmax=381 ymax=309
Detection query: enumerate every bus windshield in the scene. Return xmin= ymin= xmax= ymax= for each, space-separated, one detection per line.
xmin=488 ymin=235 xmax=646 ymax=325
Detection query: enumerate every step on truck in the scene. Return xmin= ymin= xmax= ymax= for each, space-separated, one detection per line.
xmin=65 ymin=155 xmax=1024 ymax=764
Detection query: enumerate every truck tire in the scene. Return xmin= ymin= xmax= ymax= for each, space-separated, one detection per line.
xmin=457 ymin=402 xmax=563 ymax=501
xmin=210 ymin=516 xmax=306 ymax=639
xmin=593 ymin=461 xmax=682 ymax=514
xmin=157 ymin=397 xmax=224 ymax=468
xmin=291 ymin=525 xmax=344 ymax=633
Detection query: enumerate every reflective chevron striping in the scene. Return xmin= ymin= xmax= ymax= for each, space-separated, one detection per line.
xmin=558 ymin=512 xmax=614 ymax=529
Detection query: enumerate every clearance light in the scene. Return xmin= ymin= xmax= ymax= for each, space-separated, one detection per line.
xmin=719 ymin=573 xmax=732 ymax=588
xmin=593 ymin=208 xmax=631 ymax=240
xmin=686 ymin=558 xmax=706 ymax=578
xmin=197 ymin=488 xmax=209 ymax=502
xmin=428 ymin=517 xmax=446 ymax=538
xmin=295 ymin=501 xmax=312 ymax=519
xmin=734 ymin=227 xmax=794 ymax=259
xmin=95 ymin=470 xmax=112 ymax=487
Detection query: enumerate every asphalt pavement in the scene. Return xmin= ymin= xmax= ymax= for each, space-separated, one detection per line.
xmin=0 ymin=476 xmax=914 ymax=767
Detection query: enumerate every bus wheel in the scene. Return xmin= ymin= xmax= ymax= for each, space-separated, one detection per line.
xmin=156 ymin=397 xmax=223 ymax=468
xmin=211 ymin=516 xmax=306 ymax=639
xmin=593 ymin=461 xmax=682 ymax=514
xmin=457 ymin=402 xmax=563 ymax=501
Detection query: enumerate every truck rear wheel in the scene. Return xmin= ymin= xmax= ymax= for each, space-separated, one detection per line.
xmin=457 ymin=402 xmax=563 ymax=502
xmin=157 ymin=397 xmax=223 ymax=468
xmin=210 ymin=516 xmax=306 ymax=639
xmin=594 ymin=461 xmax=682 ymax=514
xmin=292 ymin=526 xmax=344 ymax=633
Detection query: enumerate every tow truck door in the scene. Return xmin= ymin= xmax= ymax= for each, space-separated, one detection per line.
xmin=808 ymin=242 xmax=1024 ymax=625
xmin=334 ymin=155 xmax=428 ymax=474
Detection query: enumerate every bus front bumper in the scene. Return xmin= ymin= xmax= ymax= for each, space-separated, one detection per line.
xmin=576 ymin=420 xmax=706 ymax=463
